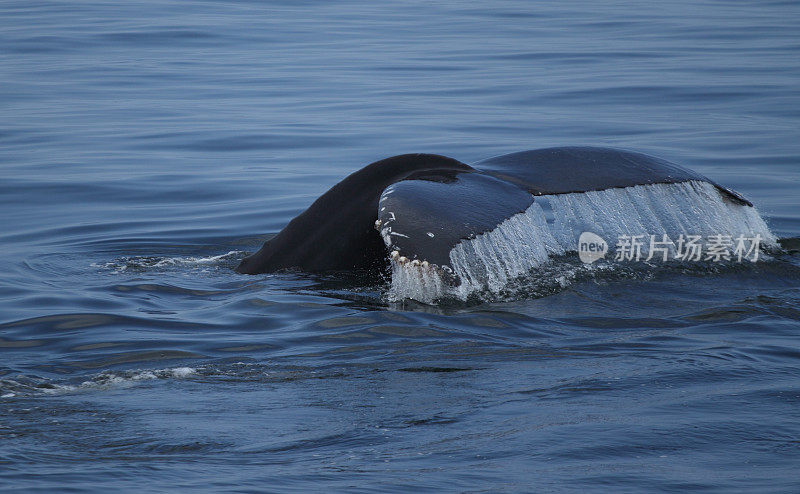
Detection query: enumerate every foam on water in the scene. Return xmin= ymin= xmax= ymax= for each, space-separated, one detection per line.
xmin=92 ymin=250 xmax=245 ymax=273
xmin=389 ymin=181 xmax=777 ymax=303
xmin=0 ymin=367 xmax=198 ymax=398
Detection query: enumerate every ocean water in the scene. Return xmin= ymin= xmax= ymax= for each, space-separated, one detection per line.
xmin=2 ymin=0 xmax=800 ymax=492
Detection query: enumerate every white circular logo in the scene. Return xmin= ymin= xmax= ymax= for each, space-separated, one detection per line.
xmin=578 ymin=232 xmax=608 ymax=264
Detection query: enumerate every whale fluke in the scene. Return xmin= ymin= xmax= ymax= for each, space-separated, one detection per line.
xmin=237 ymin=147 xmax=775 ymax=303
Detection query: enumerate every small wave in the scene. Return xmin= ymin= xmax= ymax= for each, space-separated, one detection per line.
xmin=0 ymin=366 xmax=197 ymax=398
xmin=92 ymin=250 xmax=246 ymax=273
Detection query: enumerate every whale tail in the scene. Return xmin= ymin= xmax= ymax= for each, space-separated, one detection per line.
xmin=386 ymin=179 xmax=775 ymax=303
xmin=237 ymin=147 xmax=776 ymax=305
xmin=379 ymin=148 xmax=775 ymax=303
xmin=236 ymin=153 xmax=472 ymax=274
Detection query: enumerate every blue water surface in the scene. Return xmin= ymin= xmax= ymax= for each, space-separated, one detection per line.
xmin=2 ymin=1 xmax=800 ymax=492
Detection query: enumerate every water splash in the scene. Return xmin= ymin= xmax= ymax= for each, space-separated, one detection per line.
xmin=389 ymin=181 xmax=776 ymax=303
